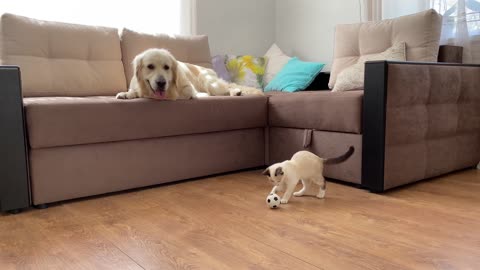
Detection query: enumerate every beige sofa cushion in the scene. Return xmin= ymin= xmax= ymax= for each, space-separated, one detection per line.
xmin=333 ymin=42 xmax=406 ymax=92
xmin=0 ymin=13 xmax=127 ymax=97
xmin=329 ymin=9 xmax=442 ymax=89
xmin=263 ymin=43 xmax=291 ymax=86
xmin=267 ymin=91 xmax=364 ymax=134
xmin=24 ymin=96 xmax=267 ymax=149
xmin=121 ymin=28 xmax=212 ymax=86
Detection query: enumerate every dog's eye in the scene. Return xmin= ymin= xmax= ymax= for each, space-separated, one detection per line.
xmin=147 ymin=64 xmax=155 ymax=70
xmin=164 ymin=65 xmax=170 ymax=70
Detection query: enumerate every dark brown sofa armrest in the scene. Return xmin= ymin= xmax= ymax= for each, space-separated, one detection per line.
xmin=438 ymin=45 xmax=463 ymax=63
xmin=362 ymin=61 xmax=480 ymax=192
xmin=0 ymin=66 xmax=31 ymax=213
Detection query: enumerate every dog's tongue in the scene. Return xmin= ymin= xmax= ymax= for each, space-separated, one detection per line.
xmin=154 ymin=91 xmax=166 ymax=99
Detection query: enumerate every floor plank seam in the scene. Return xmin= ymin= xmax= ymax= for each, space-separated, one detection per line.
xmin=104 ymin=232 xmax=147 ymax=270
xmin=237 ymin=230 xmax=324 ymax=270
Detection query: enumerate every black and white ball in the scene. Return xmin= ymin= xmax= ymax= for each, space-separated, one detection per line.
xmin=266 ymin=193 xmax=280 ymax=209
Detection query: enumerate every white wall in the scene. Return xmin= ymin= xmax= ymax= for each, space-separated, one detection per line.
xmin=197 ymin=0 xmax=365 ymax=69
xmin=382 ymin=0 xmax=428 ymax=19
xmin=275 ymin=0 xmax=362 ymax=70
xmin=196 ymin=0 xmax=276 ymax=56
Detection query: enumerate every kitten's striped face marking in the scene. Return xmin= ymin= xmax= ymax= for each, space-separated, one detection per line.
xmin=262 ymin=164 xmax=284 ymax=185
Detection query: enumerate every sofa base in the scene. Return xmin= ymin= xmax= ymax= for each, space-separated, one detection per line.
xmin=33 ymin=204 xmax=49 ymax=209
xmin=7 ymin=209 xmax=22 ymax=214
xmin=268 ymin=127 xmax=362 ymax=184
xmin=29 ymin=128 xmax=265 ymax=205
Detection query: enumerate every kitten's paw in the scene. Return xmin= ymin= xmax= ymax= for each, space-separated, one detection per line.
xmin=280 ymin=199 xmax=289 ymax=204
xmin=293 ymin=191 xmax=304 ymax=197
xmin=317 ymin=190 xmax=326 ymax=199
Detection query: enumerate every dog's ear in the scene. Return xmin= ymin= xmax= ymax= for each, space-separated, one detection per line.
xmin=132 ymin=53 xmax=149 ymax=95
xmin=274 ymin=167 xmax=284 ymax=176
xmin=132 ymin=53 xmax=144 ymax=80
xmin=262 ymin=168 xmax=270 ymax=177
xmin=172 ymin=57 xmax=189 ymax=93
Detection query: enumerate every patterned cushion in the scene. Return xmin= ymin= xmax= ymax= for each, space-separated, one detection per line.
xmin=225 ymin=55 xmax=266 ymax=89
xmin=211 ymin=55 xmax=231 ymax=82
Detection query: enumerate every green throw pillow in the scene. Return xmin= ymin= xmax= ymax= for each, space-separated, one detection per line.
xmin=264 ymin=57 xmax=325 ymax=92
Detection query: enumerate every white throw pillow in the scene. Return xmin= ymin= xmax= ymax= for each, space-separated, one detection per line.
xmin=263 ymin=44 xmax=292 ymax=86
xmin=333 ymin=42 xmax=406 ymax=92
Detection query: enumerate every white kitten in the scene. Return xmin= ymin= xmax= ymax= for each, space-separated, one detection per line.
xmin=263 ymin=147 xmax=354 ymax=204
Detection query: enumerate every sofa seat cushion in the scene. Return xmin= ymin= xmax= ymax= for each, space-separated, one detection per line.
xmin=24 ymin=96 xmax=267 ymax=149
xmin=268 ymin=91 xmax=363 ymax=134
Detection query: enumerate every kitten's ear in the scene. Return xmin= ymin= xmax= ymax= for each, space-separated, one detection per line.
xmin=274 ymin=167 xmax=284 ymax=176
xmin=262 ymin=168 xmax=270 ymax=177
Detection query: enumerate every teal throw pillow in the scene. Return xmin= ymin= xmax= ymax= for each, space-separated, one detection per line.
xmin=264 ymin=57 xmax=325 ymax=92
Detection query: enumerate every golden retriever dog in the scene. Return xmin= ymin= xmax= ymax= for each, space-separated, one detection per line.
xmin=116 ymin=48 xmax=264 ymax=100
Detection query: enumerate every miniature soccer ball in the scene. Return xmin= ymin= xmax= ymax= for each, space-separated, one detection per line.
xmin=266 ymin=193 xmax=281 ymax=209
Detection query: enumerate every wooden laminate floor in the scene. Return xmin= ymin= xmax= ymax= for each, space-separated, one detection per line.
xmin=1 ymin=169 xmax=479 ymax=270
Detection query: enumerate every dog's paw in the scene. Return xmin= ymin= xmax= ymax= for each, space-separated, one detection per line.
xmin=116 ymin=92 xmax=128 ymax=99
xmin=229 ymin=88 xmax=242 ymax=96
xmin=280 ymin=199 xmax=289 ymax=204
xmin=195 ymin=92 xmax=209 ymax=98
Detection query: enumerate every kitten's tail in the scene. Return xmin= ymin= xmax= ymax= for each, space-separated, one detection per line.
xmin=323 ymin=146 xmax=354 ymax=165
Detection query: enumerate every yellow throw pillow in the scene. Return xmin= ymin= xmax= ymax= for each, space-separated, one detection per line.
xmin=225 ymin=55 xmax=266 ymax=89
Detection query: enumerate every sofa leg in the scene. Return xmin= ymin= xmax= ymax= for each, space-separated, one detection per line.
xmin=368 ymin=189 xmax=383 ymax=194
xmin=7 ymin=209 xmax=22 ymax=214
xmin=34 ymin=204 xmax=49 ymax=209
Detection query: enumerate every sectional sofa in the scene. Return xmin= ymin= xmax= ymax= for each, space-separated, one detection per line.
xmin=1 ymin=11 xmax=479 ymax=213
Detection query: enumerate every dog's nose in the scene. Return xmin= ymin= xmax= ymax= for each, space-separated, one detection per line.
xmin=156 ymin=78 xmax=166 ymax=89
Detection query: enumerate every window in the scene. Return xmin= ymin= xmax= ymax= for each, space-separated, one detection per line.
xmin=361 ymin=0 xmax=480 ymax=62
xmin=382 ymin=0 xmax=430 ymax=19
xmin=432 ymin=0 xmax=480 ymax=36
xmin=1 ymin=0 xmax=192 ymax=35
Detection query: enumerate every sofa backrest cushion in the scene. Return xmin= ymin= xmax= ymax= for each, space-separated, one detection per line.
xmin=120 ymin=28 xmax=212 ymax=86
xmin=329 ymin=9 xmax=442 ymax=89
xmin=0 ymin=13 xmax=127 ymax=97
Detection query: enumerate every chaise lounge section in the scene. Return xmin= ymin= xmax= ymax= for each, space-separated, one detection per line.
xmin=267 ymin=90 xmax=364 ymax=184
